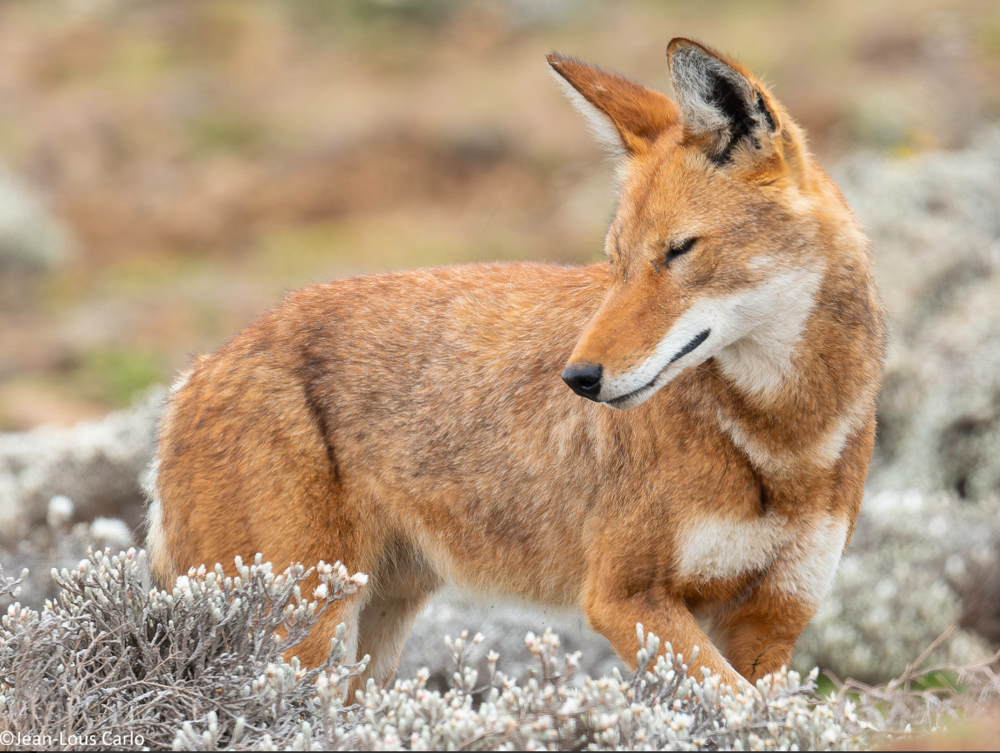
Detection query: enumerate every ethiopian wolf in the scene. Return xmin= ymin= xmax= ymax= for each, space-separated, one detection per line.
xmin=147 ymin=39 xmax=884 ymax=691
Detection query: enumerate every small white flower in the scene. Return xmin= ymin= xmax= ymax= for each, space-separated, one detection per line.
xmin=89 ymin=517 xmax=132 ymax=545
xmin=47 ymin=495 xmax=74 ymax=528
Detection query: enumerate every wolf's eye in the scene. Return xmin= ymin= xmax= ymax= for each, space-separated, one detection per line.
xmin=665 ymin=238 xmax=697 ymax=266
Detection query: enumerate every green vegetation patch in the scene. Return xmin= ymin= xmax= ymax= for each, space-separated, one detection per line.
xmin=75 ymin=346 xmax=165 ymax=407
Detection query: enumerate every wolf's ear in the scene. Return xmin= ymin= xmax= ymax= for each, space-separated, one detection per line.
xmin=547 ymin=53 xmax=679 ymax=163
xmin=667 ymin=38 xmax=780 ymax=165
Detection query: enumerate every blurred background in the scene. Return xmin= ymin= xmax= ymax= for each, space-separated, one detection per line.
xmin=2 ymin=0 xmax=1000 ymax=428
xmin=4 ymin=0 xmax=1000 ymax=689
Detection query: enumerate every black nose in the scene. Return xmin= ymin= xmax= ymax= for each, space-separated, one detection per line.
xmin=562 ymin=362 xmax=603 ymax=401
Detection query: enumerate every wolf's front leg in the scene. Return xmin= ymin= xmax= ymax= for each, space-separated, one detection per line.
xmin=710 ymin=515 xmax=850 ymax=683
xmin=583 ymin=580 xmax=749 ymax=691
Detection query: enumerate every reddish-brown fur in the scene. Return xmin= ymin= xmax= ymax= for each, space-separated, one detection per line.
xmin=148 ymin=39 xmax=884 ymax=692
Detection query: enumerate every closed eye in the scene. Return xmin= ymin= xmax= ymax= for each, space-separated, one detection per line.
xmin=665 ymin=237 xmax=697 ymax=267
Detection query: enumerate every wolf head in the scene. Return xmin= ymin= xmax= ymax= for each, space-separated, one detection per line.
xmin=552 ymin=40 xmax=867 ymax=410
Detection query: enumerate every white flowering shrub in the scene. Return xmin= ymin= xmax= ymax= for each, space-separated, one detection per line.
xmin=0 ymin=548 xmax=871 ymax=751
xmin=0 ymin=550 xmax=369 ymax=749
xmin=396 ymin=591 xmax=623 ymax=692
xmin=0 ymin=548 xmax=996 ymax=750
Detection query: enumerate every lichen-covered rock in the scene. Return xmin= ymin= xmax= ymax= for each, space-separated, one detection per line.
xmin=836 ymin=131 xmax=1000 ymax=498
xmin=0 ymin=387 xmax=163 ymax=542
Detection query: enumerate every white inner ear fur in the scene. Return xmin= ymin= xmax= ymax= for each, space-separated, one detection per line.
xmin=599 ymin=265 xmax=824 ymax=410
xmin=670 ymin=46 xmax=757 ymax=152
xmin=549 ymin=68 xmax=629 ymax=184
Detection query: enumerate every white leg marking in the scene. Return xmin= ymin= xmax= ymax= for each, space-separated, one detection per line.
xmin=142 ymin=457 xmax=172 ymax=580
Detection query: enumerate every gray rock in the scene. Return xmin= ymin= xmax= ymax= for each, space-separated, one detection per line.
xmin=0 ymin=387 xmax=164 ymax=542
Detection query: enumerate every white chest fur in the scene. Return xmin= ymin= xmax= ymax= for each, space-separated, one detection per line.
xmin=677 ymin=511 xmax=791 ymax=582
xmin=677 ymin=513 xmax=848 ymax=607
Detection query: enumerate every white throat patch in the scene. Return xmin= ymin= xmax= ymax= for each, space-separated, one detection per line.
xmin=713 ymin=265 xmax=824 ymax=401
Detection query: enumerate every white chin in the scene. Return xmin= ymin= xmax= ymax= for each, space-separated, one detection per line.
xmin=603 ymin=396 xmax=647 ymax=410
xmin=601 ymin=382 xmax=662 ymax=410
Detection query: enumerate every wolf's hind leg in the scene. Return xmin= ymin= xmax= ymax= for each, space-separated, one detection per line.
xmin=351 ymin=548 xmax=442 ymax=693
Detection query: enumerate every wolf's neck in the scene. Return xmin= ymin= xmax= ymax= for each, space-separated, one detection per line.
xmin=705 ymin=264 xmax=883 ymax=480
